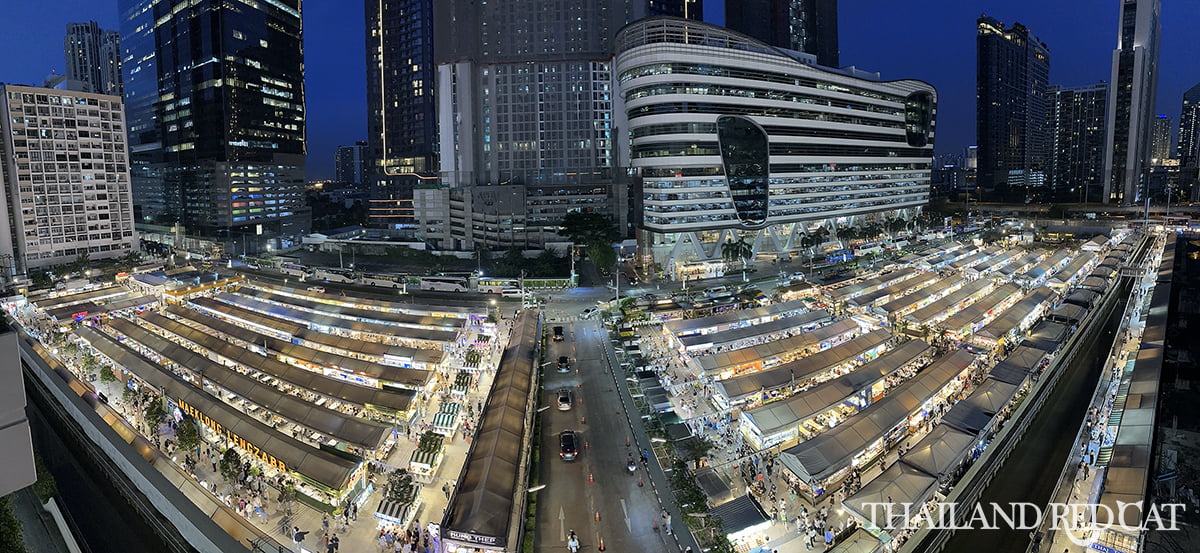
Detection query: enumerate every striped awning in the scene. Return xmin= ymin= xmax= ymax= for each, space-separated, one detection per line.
xmin=375 ymin=498 xmax=414 ymax=525
xmin=438 ymin=402 xmax=461 ymax=416
xmin=432 ymin=411 xmax=459 ymax=431
xmin=410 ymin=449 xmax=439 ymax=467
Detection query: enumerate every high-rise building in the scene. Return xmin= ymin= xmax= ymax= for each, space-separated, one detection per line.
xmin=0 ymin=85 xmax=137 ymax=277
xmin=1178 ymin=83 xmax=1200 ymax=167
xmin=64 ymin=22 xmax=123 ymax=96
xmin=119 ymin=0 xmax=308 ymax=254
xmin=335 ymin=142 xmax=368 ymax=185
xmin=976 ymin=16 xmax=1050 ymax=195
xmin=420 ymin=0 xmax=631 ymax=250
xmin=724 ymin=0 xmax=839 ymax=67
xmin=365 ymin=0 xmax=436 ymax=228
xmin=1150 ymin=114 xmax=1171 ymax=165
xmin=615 ymin=18 xmax=935 ymax=279
xmin=1102 ymin=0 xmax=1161 ymax=204
xmin=1048 ymin=83 xmax=1108 ymax=202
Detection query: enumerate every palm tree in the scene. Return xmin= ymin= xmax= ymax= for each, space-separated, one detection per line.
xmin=721 ymin=236 xmax=753 ymax=281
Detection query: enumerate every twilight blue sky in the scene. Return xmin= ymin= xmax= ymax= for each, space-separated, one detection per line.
xmin=2 ymin=0 xmax=1198 ymax=179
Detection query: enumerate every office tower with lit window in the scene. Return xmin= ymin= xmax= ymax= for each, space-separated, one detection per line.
xmin=366 ymin=0 xmax=436 ymax=227
xmin=1048 ymin=83 xmax=1108 ymax=203
xmin=419 ymin=0 xmax=630 ymax=250
xmin=119 ymin=0 xmax=307 ymax=253
xmin=0 ymin=85 xmax=138 ymax=277
xmin=1102 ymin=0 xmax=1161 ymax=204
xmin=64 ymin=22 xmax=123 ymax=96
xmin=335 ymin=141 xmax=368 ymax=185
xmin=1150 ymin=114 xmax=1171 ymax=165
xmin=1177 ymin=83 xmax=1200 ymax=167
xmin=724 ymin=0 xmax=839 ymax=68
xmin=976 ymin=16 xmax=1050 ymax=196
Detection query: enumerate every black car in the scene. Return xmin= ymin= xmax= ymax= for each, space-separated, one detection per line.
xmin=558 ymin=356 xmax=570 ymax=372
xmin=559 ymin=430 xmax=579 ymax=461
xmin=553 ymin=326 xmax=565 ymax=341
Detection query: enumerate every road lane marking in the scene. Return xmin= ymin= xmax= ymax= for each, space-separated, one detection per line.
xmin=620 ymin=499 xmax=631 ymax=531
xmin=559 ymin=506 xmax=566 ymax=542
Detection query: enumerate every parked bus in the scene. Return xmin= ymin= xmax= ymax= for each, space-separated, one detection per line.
xmin=477 ymin=277 xmax=519 ymax=294
xmin=853 ymin=243 xmax=883 ymax=257
xmin=359 ymin=273 xmax=405 ymax=289
xmin=280 ymin=263 xmax=310 ymax=278
xmin=313 ymin=267 xmax=355 ymax=283
xmin=825 ymin=249 xmax=854 ymax=264
xmin=419 ymin=276 xmax=469 ymax=292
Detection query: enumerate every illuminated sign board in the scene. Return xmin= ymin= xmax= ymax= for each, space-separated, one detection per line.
xmin=175 ymin=398 xmax=288 ymax=473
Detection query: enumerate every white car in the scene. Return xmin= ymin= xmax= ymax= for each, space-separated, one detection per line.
xmin=581 ymin=307 xmax=598 ymax=318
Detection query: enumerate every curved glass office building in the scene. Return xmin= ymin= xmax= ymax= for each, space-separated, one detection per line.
xmin=616 ymin=18 xmax=936 ymax=278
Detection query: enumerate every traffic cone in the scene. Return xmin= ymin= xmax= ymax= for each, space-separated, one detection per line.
xmin=598 ymin=536 xmax=606 ymax=551
xmin=581 ymin=416 xmax=586 ymax=424
xmin=595 ymin=511 xmax=601 ymax=521
xmin=626 ymin=436 xmax=631 ymax=446
xmin=653 ymin=517 xmax=659 ymax=531
xmin=638 ymin=476 xmax=644 ymax=487
xmin=584 ymin=440 xmax=589 ymax=449
xmin=589 ymin=473 xmax=594 ymax=483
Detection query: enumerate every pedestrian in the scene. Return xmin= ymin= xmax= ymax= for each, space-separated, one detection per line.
xmin=322 ymin=514 xmax=330 ymax=533
xmin=351 ymin=502 xmax=358 ymax=521
xmin=661 ymin=509 xmax=672 ymax=534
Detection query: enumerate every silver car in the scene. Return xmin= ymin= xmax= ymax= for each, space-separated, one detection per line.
xmin=557 ymin=388 xmax=573 ymax=411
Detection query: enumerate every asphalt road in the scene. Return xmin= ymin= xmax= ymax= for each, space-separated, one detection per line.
xmin=534 ymin=314 xmax=677 ymax=552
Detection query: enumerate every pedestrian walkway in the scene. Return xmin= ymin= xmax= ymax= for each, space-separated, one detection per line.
xmin=1041 ymin=247 xmax=1159 ymax=553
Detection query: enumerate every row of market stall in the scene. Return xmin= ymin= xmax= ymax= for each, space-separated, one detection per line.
xmin=835 ymin=235 xmax=1139 ymax=547
xmin=42 ymin=279 xmax=491 ymax=509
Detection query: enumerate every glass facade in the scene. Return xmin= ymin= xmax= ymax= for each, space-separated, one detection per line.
xmin=366 ymin=0 xmax=436 ymax=227
xmin=716 ymin=116 xmax=770 ymax=227
xmin=119 ymin=0 xmax=306 ymax=248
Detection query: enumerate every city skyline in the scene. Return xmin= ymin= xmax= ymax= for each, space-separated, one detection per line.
xmin=2 ymin=0 xmax=1199 ymax=181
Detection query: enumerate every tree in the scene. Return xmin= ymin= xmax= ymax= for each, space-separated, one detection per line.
xmin=385 ymin=469 xmax=416 ymax=504
xmin=0 ymin=496 xmax=27 ymax=553
xmin=219 ymin=448 xmax=242 ymax=488
xmin=176 ymin=417 xmax=202 ymax=453
xmin=587 ymin=242 xmax=616 ymax=273
xmin=558 ymin=212 xmax=620 ymax=246
xmin=143 ymin=398 xmax=166 ymax=433
xmin=99 ymin=364 xmax=117 ymax=383
xmin=121 ymin=386 xmax=137 ymax=405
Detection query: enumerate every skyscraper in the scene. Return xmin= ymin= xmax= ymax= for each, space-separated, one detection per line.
xmin=976 ymin=16 xmax=1050 ymax=196
xmin=1177 ymin=83 xmax=1200 ymax=167
xmin=724 ymin=0 xmax=839 ymax=67
xmin=120 ymin=0 xmax=307 ymax=253
xmin=335 ymin=142 xmax=368 ymax=185
xmin=365 ymin=0 xmax=436 ymax=228
xmin=433 ymin=0 xmax=624 ymax=189
xmin=0 ymin=85 xmax=137 ymax=276
xmin=1102 ymin=0 xmax=1161 ymax=204
xmin=416 ymin=0 xmax=635 ymax=250
xmin=1048 ymin=83 xmax=1109 ymax=202
xmin=1150 ymin=114 xmax=1171 ymax=164
xmin=64 ymin=22 xmax=123 ymax=96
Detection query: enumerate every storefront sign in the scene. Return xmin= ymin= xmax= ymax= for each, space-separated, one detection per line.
xmin=175 ymin=398 xmax=288 ymax=472
xmin=445 ymin=529 xmax=504 ymax=547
